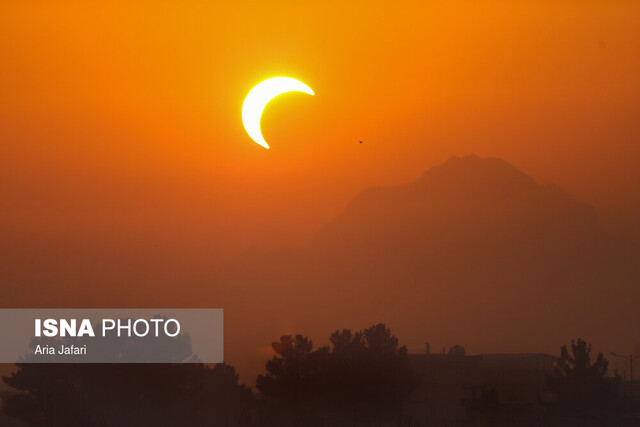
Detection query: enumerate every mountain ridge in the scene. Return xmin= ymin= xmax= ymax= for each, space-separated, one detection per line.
xmin=210 ymin=154 xmax=638 ymax=383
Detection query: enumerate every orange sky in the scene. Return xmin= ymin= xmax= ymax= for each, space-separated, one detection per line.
xmin=1 ymin=0 xmax=640 ymax=269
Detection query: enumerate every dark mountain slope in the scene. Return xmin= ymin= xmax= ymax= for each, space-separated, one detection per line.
xmin=211 ymin=155 xmax=638 ymax=381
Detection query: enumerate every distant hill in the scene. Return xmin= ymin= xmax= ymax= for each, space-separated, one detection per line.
xmin=211 ymin=155 xmax=639 ymax=382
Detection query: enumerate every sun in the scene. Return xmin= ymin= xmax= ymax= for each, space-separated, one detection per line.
xmin=241 ymin=77 xmax=314 ymax=149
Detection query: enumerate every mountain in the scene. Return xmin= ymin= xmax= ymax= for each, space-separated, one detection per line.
xmin=211 ymin=155 xmax=639 ymax=382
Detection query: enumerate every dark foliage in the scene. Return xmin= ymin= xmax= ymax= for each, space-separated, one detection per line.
xmin=2 ymin=363 xmax=254 ymax=426
xmin=546 ymin=338 xmax=620 ymax=417
xmin=257 ymin=323 xmax=419 ymax=425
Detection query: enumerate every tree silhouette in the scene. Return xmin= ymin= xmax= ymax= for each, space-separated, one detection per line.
xmin=257 ymin=324 xmax=419 ymax=425
xmin=3 ymin=363 xmax=254 ymax=426
xmin=328 ymin=324 xmax=418 ymax=418
xmin=546 ymin=338 xmax=619 ymax=418
xmin=3 ymin=320 xmax=253 ymax=425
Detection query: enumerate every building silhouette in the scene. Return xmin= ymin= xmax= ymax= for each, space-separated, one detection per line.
xmin=405 ymin=350 xmax=557 ymax=424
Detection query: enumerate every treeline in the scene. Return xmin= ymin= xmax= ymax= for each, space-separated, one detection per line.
xmin=257 ymin=324 xmax=418 ymax=425
xmin=1 ymin=324 xmax=634 ymax=426
xmin=2 ymin=363 xmax=253 ymax=426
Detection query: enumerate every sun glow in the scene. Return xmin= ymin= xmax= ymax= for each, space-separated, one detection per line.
xmin=242 ymin=77 xmax=314 ymax=149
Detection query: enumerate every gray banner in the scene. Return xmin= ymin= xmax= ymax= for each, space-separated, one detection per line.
xmin=0 ymin=309 xmax=223 ymax=363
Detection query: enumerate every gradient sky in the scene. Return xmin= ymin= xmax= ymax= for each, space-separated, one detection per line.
xmin=1 ymin=1 xmax=640 ymax=293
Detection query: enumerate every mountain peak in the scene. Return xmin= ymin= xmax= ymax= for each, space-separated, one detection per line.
xmin=416 ymin=155 xmax=538 ymax=191
xmin=313 ymin=155 xmax=598 ymax=251
xmin=214 ymin=155 xmax=635 ymax=382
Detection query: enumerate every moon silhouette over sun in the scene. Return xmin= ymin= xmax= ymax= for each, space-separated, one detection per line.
xmin=242 ymin=77 xmax=314 ymax=149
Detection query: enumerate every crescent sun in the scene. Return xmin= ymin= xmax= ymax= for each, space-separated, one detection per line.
xmin=242 ymin=77 xmax=315 ymax=149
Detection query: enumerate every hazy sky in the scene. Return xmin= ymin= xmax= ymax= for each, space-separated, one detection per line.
xmin=1 ymin=0 xmax=639 ymax=276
